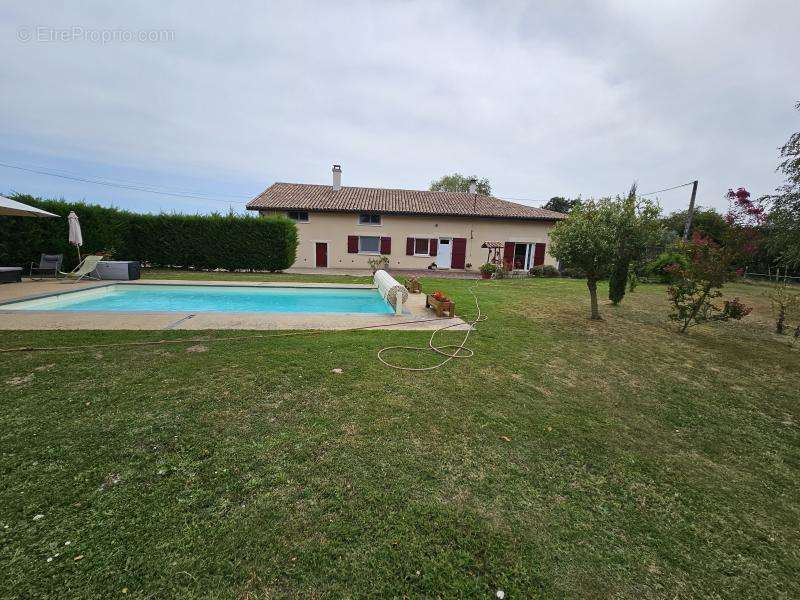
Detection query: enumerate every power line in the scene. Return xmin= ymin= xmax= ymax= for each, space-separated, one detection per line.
xmin=1 ymin=160 xmax=249 ymax=198
xmin=639 ymin=181 xmax=696 ymax=196
xmin=503 ymin=181 xmax=698 ymax=203
xmin=0 ymin=161 xmax=251 ymax=204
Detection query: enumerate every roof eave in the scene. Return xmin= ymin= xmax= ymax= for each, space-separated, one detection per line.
xmin=245 ymin=205 xmax=563 ymax=221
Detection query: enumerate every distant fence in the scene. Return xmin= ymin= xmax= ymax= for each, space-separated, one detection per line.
xmin=742 ymin=271 xmax=800 ymax=284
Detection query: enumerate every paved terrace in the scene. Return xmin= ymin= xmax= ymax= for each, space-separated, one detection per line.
xmin=0 ymin=279 xmax=469 ymax=331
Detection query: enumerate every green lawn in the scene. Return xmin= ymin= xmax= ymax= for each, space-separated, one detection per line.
xmin=1 ymin=276 xmax=798 ymax=599
xmin=142 ymin=268 xmax=374 ymax=285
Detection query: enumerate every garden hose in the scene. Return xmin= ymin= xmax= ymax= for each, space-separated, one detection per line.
xmin=377 ymin=283 xmax=486 ymax=371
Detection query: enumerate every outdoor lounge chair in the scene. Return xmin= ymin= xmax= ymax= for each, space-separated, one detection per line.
xmin=59 ymin=255 xmax=104 ymax=283
xmin=29 ymin=254 xmax=63 ymax=280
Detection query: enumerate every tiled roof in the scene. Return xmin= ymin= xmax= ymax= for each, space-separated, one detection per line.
xmin=246 ymin=183 xmax=565 ymax=221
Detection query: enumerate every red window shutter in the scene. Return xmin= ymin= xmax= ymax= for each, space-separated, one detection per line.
xmin=503 ymin=242 xmax=515 ymax=270
xmin=406 ymin=237 xmax=415 ymax=256
xmin=533 ymin=243 xmax=546 ymax=266
xmin=451 ymin=238 xmax=467 ymax=269
xmin=429 ymin=239 xmax=438 ymax=256
xmin=347 ymin=235 xmax=359 ymax=254
xmin=380 ymin=237 xmax=391 ymax=255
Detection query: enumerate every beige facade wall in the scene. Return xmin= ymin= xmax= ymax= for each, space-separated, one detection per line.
xmin=259 ymin=210 xmax=558 ymax=270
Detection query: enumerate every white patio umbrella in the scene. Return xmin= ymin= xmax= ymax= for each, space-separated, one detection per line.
xmin=0 ymin=195 xmax=59 ymax=217
xmin=68 ymin=211 xmax=83 ymax=262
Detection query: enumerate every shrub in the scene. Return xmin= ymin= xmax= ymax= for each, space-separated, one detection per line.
xmin=0 ymin=195 xmax=297 ymax=272
xmin=627 ymin=267 xmax=639 ymax=292
xmin=648 ymin=250 xmax=689 ymax=283
xmin=529 ymin=265 xmax=559 ymax=277
xmin=403 ymin=276 xmax=421 ymax=293
xmin=608 ymin=261 xmax=628 ymax=304
xmin=665 ymin=234 xmax=752 ymax=333
xmin=560 ymin=266 xmax=586 ymax=279
xmin=769 ymin=270 xmax=800 ymax=335
xmin=479 ymin=263 xmax=498 ymax=275
xmin=367 ymin=255 xmax=390 ymax=274
xmin=723 ymin=298 xmax=753 ymax=320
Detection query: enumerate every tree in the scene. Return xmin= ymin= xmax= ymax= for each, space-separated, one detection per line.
xmin=769 ymin=269 xmax=800 ymax=335
xmin=661 ymin=207 xmax=729 ymax=244
xmin=665 ymin=235 xmax=752 ymax=333
xmin=429 ymin=173 xmax=491 ymax=195
xmin=764 ymin=101 xmax=800 ymax=266
xmin=548 ymin=199 xmax=620 ymax=320
xmin=663 ymin=187 xmax=760 ymax=333
xmin=542 ymin=196 xmax=580 ymax=214
xmin=608 ymin=184 xmax=663 ymax=305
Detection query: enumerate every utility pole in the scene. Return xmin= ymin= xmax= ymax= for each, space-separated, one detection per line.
xmin=682 ymin=180 xmax=699 ymax=241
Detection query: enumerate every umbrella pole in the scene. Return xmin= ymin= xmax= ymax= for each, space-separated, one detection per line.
xmin=77 ymin=246 xmax=81 ymax=264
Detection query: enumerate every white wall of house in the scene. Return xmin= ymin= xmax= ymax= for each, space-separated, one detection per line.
xmin=259 ymin=210 xmax=558 ymax=270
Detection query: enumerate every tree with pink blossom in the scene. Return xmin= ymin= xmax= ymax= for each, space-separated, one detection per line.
xmin=663 ymin=188 xmax=760 ymax=333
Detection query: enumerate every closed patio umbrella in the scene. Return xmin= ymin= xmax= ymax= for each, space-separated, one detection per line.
xmin=0 ymin=195 xmax=59 ymax=217
xmin=68 ymin=211 xmax=83 ymax=262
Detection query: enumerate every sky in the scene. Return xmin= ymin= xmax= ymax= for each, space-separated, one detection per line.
xmin=1 ymin=1 xmax=798 ymax=215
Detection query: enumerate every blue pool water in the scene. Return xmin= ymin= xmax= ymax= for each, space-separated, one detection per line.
xmin=2 ymin=284 xmax=395 ymax=314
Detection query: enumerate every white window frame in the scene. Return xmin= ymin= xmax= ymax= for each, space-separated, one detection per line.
xmin=358 ymin=235 xmax=381 ymax=255
xmin=358 ymin=213 xmax=382 ymax=226
xmin=287 ymin=210 xmax=309 ymax=223
xmin=413 ymin=237 xmax=431 ymax=257
xmin=512 ymin=242 xmax=540 ymax=270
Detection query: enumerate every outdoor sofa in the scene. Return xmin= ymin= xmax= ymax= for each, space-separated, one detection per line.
xmin=0 ymin=267 xmax=23 ymax=283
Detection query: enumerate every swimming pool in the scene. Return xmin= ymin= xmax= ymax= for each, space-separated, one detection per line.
xmin=0 ymin=284 xmax=395 ymax=315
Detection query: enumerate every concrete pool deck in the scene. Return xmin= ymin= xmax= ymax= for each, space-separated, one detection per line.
xmin=0 ymin=279 xmax=469 ymax=331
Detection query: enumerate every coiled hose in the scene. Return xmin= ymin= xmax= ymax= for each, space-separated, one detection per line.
xmin=377 ymin=283 xmax=486 ymax=371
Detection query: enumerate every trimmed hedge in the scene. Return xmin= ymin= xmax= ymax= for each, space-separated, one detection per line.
xmin=0 ymin=195 xmax=297 ymax=272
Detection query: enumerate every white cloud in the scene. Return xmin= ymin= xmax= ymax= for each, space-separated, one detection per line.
xmin=0 ymin=0 xmax=797 ymax=214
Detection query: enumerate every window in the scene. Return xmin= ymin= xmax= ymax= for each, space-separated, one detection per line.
xmin=359 ymin=236 xmax=380 ymax=254
xmin=510 ymin=243 xmax=543 ymax=269
xmin=358 ymin=213 xmax=381 ymax=225
xmin=414 ymin=238 xmax=430 ymax=255
xmin=287 ymin=210 xmax=309 ymax=222
xmin=514 ymin=243 xmax=530 ymax=270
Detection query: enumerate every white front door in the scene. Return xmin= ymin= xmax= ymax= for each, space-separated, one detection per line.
xmin=436 ymin=238 xmax=452 ymax=268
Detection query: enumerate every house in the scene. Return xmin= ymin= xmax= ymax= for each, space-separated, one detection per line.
xmin=246 ymin=165 xmax=565 ymax=271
